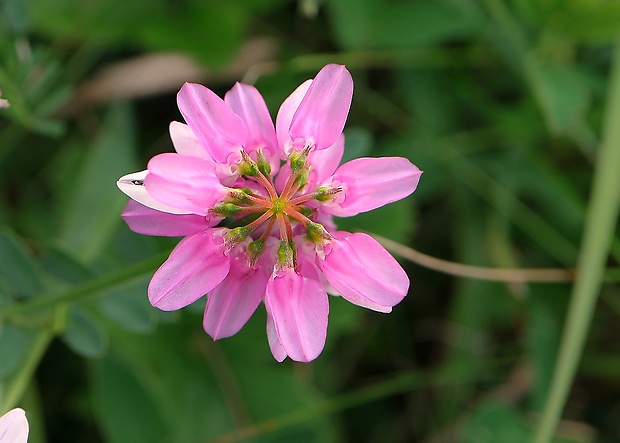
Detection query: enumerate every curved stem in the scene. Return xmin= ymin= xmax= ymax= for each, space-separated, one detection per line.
xmin=372 ymin=234 xmax=574 ymax=283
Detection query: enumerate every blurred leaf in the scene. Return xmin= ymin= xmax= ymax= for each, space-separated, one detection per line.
xmin=525 ymin=287 xmax=566 ymax=410
xmin=534 ymin=63 xmax=590 ymax=134
xmin=328 ymin=0 xmax=482 ymax=50
xmin=92 ymin=355 xmax=169 ymax=443
xmin=58 ymin=103 xmax=136 ymax=261
xmin=61 ymin=306 xmax=107 ymax=358
xmin=550 ymin=1 xmax=620 ymax=43
xmin=93 ymin=322 xmax=234 ymax=443
xmin=40 ymin=246 xmax=94 ymax=286
xmin=461 ymin=401 xmax=531 ymax=443
xmin=28 ymin=0 xmax=154 ymax=44
xmin=99 ymin=276 xmax=156 ymax=334
xmin=462 ymin=400 xmax=587 ymax=443
xmin=136 ymin=2 xmax=245 ymax=66
xmin=92 ymin=311 xmax=336 ymax=443
xmin=1 ymin=0 xmax=29 ymax=34
xmin=0 ymin=228 xmax=44 ymax=298
xmin=0 ymin=324 xmax=30 ymax=378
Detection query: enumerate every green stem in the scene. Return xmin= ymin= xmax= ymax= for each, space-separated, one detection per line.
xmin=1 ymin=252 xmax=168 ymax=320
xmin=532 ymin=39 xmax=620 ymax=443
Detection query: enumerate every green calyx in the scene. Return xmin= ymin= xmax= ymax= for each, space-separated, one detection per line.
xmin=238 ymin=160 xmax=260 ymax=177
xmin=247 ymin=238 xmax=265 ymax=267
xmin=313 ymin=186 xmax=341 ymax=201
xmin=306 ymin=221 xmax=331 ymax=244
xmin=289 ymin=150 xmax=308 ymax=173
xmin=212 ymin=202 xmax=242 ymax=217
xmin=256 ymin=151 xmax=272 ymax=177
xmin=224 ymin=226 xmax=250 ymax=249
xmin=277 ymin=240 xmax=296 ymax=268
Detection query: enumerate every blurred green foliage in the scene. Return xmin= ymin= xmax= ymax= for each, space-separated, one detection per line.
xmin=1 ymin=0 xmax=620 ymax=442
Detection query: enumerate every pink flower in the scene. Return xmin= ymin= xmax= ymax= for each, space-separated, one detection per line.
xmin=117 ymin=64 xmax=422 ymax=362
xmin=0 ymin=408 xmax=29 ymax=443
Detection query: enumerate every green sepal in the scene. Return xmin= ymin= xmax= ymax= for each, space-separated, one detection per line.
xmin=212 ymin=202 xmax=242 ymax=217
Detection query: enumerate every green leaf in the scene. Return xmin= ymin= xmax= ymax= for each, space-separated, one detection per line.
xmin=92 ymin=312 xmax=336 ymax=443
xmin=61 ymin=306 xmax=107 ymax=358
xmin=534 ymin=63 xmax=591 ymax=134
xmin=136 ymin=2 xmax=245 ymax=66
xmin=98 ymin=276 xmax=156 ymax=334
xmin=525 ymin=287 xmax=566 ymax=410
xmin=0 ymin=325 xmax=30 ymax=378
xmin=92 ymin=355 xmax=169 ymax=443
xmin=40 ymin=246 xmax=94 ymax=286
xmin=328 ymin=0 xmax=482 ymax=50
xmin=0 ymin=228 xmax=44 ymax=298
xmin=461 ymin=402 xmax=531 ymax=443
xmin=58 ymin=103 xmax=136 ymax=261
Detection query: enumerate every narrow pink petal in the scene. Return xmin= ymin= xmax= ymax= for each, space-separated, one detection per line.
xmin=266 ymin=310 xmax=287 ymax=362
xmin=177 ymin=82 xmax=248 ymax=163
xmin=320 ymin=232 xmax=409 ymax=311
xmin=121 ymin=200 xmax=212 ymax=237
xmin=145 ymin=153 xmax=227 ymax=215
xmin=0 ymin=408 xmax=29 ymax=443
xmin=225 ymin=83 xmax=277 ymax=154
xmin=276 ymin=79 xmax=312 ymax=155
xmin=203 ymin=251 xmax=268 ymax=339
xmin=328 ymin=157 xmax=422 ymax=216
xmin=169 ymin=121 xmax=210 ymax=158
xmin=264 ymin=269 xmax=328 ymax=362
xmin=289 ymin=64 xmax=353 ymax=150
xmin=148 ymin=230 xmax=231 ymax=311
xmin=117 ymin=170 xmax=191 ymax=215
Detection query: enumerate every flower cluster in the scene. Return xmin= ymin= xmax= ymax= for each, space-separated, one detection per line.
xmin=117 ymin=64 xmax=421 ymax=362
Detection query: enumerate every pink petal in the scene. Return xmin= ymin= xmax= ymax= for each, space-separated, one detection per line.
xmin=328 ymin=157 xmax=422 ymax=216
xmin=203 ymin=250 xmax=269 ymax=339
xmin=320 ymin=232 xmax=409 ymax=312
xmin=0 ymin=408 xmax=29 ymax=443
xmin=117 ymin=170 xmax=191 ymax=215
xmin=266 ymin=310 xmax=287 ymax=362
xmin=145 ymin=153 xmax=226 ymax=215
xmin=169 ymin=121 xmax=210 ymax=158
xmin=225 ymin=83 xmax=277 ymax=154
xmin=264 ymin=269 xmax=328 ymax=362
xmin=121 ymin=200 xmax=212 ymax=237
xmin=148 ymin=229 xmax=231 ymax=311
xmin=177 ymin=82 xmax=248 ymax=163
xmin=276 ymin=79 xmax=312 ymax=155
xmin=289 ymin=64 xmax=353 ymax=151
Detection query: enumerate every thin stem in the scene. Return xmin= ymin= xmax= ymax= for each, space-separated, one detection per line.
xmin=531 ymin=39 xmax=620 ymax=443
xmin=372 ymin=234 xmax=574 ymax=283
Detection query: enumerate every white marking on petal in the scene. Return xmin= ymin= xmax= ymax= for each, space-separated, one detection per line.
xmin=117 ymin=170 xmax=192 ymax=215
